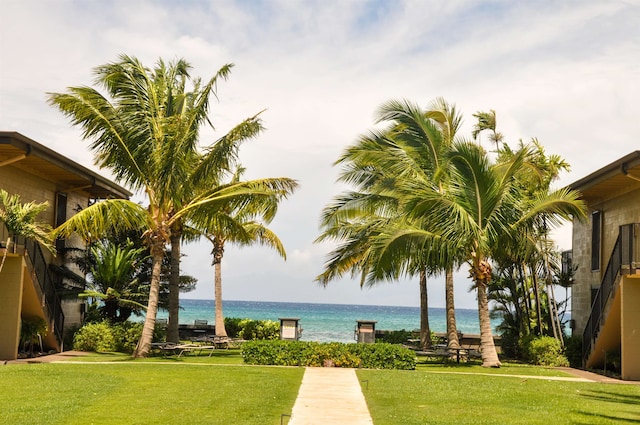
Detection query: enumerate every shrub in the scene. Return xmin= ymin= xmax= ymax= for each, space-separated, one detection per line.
xmin=73 ymin=321 xmax=116 ymax=352
xmin=376 ymin=329 xmax=414 ymax=344
xmin=72 ymin=320 xmax=163 ymax=353
xmin=522 ymin=336 xmax=569 ymax=367
xmin=237 ymin=319 xmax=280 ymax=340
xmin=111 ymin=322 xmax=143 ymax=353
xmin=242 ymin=340 xmax=416 ymax=370
xmin=564 ymin=335 xmax=583 ymax=368
xmin=224 ymin=317 xmax=243 ymax=338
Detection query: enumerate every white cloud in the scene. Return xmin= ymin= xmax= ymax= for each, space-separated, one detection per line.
xmin=1 ymin=0 xmax=638 ymax=309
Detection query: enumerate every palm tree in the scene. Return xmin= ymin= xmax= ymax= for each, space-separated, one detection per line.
xmin=164 ymin=110 xmax=266 ymax=343
xmin=0 ymin=189 xmax=55 ymax=273
xmin=317 ymin=98 xmax=464 ymax=349
xmin=472 ymin=109 xmax=503 ymax=151
xmin=373 ymin=141 xmax=586 ymax=367
xmin=48 ymin=55 xmax=297 ymax=357
xmin=194 ymin=167 xmax=290 ymax=337
xmin=80 ymin=239 xmax=147 ymax=322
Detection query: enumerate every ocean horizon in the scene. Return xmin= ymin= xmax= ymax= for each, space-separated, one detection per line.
xmin=154 ymin=299 xmax=497 ymax=343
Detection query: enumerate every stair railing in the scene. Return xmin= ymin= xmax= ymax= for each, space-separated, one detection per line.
xmin=23 ymin=236 xmax=65 ymax=349
xmin=582 ymin=223 xmax=635 ymax=365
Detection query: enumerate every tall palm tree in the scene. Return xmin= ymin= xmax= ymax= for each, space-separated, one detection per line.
xmin=0 ymin=189 xmax=55 ymax=273
xmin=48 ymin=55 xmax=297 ymax=357
xmin=164 ymin=110 xmax=265 ymax=343
xmin=317 ymin=98 xmax=463 ymax=349
xmin=194 ymin=167 xmax=291 ymax=337
xmin=373 ymin=142 xmax=586 ymax=367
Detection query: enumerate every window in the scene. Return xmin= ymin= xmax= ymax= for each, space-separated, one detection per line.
xmin=591 ymin=211 xmax=601 ymax=271
xmin=55 ymin=193 xmax=67 ymax=252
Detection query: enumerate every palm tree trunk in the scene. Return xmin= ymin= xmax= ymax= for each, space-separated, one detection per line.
xmin=531 ymin=266 xmax=543 ymax=335
xmin=419 ymin=269 xmax=430 ymax=349
xmin=473 ymin=259 xmax=501 ymax=367
xmin=445 ymin=267 xmax=460 ymax=349
xmin=213 ymin=237 xmax=227 ymax=337
xmin=548 ymin=282 xmax=564 ymax=347
xmin=519 ymin=263 xmax=532 ymax=335
xmin=133 ymin=245 xmax=163 ymax=358
xmin=167 ymin=231 xmax=181 ymax=343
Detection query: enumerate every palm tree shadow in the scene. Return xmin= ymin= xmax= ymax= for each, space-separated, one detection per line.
xmin=574 ymin=389 xmax=640 ymax=423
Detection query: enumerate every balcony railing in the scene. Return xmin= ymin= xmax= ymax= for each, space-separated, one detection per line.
xmin=582 ymin=223 xmax=637 ymax=365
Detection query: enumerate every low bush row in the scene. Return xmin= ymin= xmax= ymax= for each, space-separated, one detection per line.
xmin=241 ymin=340 xmax=416 ymax=370
xmin=224 ymin=317 xmax=279 ymax=340
xmin=72 ymin=321 xmax=164 ymax=353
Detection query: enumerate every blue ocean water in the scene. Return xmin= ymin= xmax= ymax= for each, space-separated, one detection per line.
xmin=156 ymin=299 xmax=496 ymax=343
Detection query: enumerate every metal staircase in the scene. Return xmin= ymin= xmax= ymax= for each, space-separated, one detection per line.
xmin=582 ymin=223 xmax=637 ymax=366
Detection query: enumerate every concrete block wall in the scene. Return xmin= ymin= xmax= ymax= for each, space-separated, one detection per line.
xmin=1 ymin=163 xmax=94 ymax=337
xmin=572 ymin=186 xmax=640 ymax=334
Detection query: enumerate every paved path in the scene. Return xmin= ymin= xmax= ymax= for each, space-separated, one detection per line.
xmin=288 ymin=367 xmax=373 ymax=425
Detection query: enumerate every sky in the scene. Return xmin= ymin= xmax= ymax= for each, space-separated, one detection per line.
xmin=1 ymin=1 xmax=639 ymax=309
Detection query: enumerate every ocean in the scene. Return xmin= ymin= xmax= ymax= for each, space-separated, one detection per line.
xmin=155 ymin=299 xmax=496 ymax=343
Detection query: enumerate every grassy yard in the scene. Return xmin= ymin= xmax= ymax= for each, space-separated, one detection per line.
xmin=3 ymin=351 xmax=639 ymax=424
xmin=0 ymin=356 xmax=302 ymax=425
xmin=358 ymin=368 xmax=640 ymax=424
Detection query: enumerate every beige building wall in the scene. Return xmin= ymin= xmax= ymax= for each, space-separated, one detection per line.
xmin=0 ymin=257 xmax=24 ymax=360
xmin=572 ymin=186 xmax=640 ymax=334
xmin=1 ymin=162 xmax=94 ymax=334
xmin=621 ymin=276 xmax=640 ymax=380
xmin=0 ymin=166 xmax=56 ymax=225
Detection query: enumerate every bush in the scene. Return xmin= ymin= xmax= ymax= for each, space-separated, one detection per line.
xmin=242 ymin=340 xmax=416 ymax=370
xmin=73 ymin=321 xmax=116 ymax=352
xmin=72 ymin=320 xmax=164 ymax=353
xmin=223 ymin=317 xmax=279 ymax=340
xmin=111 ymin=322 xmax=143 ymax=353
xmin=224 ymin=317 xmax=243 ymax=338
xmin=376 ymin=329 xmax=414 ymax=344
xmin=564 ymin=335 xmax=583 ymax=368
xmin=237 ymin=319 xmax=280 ymax=340
xmin=522 ymin=336 xmax=569 ymax=367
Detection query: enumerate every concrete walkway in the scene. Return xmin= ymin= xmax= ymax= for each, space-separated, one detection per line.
xmin=289 ymin=367 xmax=373 ymax=425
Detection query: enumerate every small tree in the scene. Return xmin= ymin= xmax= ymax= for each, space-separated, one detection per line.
xmin=0 ymin=189 xmax=55 ymax=273
xmin=80 ymin=239 xmax=148 ymax=323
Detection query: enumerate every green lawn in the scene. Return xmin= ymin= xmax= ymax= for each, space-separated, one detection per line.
xmin=357 ymin=368 xmax=640 ymax=424
xmin=0 ymin=360 xmax=303 ymax=425
xmin=3 ymin=351 xmax=640 ymax=424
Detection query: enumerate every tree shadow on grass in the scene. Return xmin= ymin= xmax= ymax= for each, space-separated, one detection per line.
xmin=574 ymin=389 xmax=640 ymax=423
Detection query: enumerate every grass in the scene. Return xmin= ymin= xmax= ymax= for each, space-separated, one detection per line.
xmin=357 ymin=367 xmax=640 ymax=424
xmin=0 ymin=354 xmax=303 ymax=425
xmin=416 ymin=358 xmax=575 ymax=377
xmin=3 ymin=351 xmax=640 ymax=424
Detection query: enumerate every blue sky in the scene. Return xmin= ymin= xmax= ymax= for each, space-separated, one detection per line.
xmin=1 ymin=0 xmax=639 ymax=309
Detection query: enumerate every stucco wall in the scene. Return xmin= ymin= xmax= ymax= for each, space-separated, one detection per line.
xmin=621 ymin=276 xmax=640 ymax=380
xmin=0 ymin=257 xmax=24 ymax=360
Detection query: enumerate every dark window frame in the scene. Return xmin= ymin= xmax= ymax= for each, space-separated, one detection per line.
xmin=591 ymin=210 xmax=602 ymax=271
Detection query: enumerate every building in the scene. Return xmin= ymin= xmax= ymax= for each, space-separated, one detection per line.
xmin=568 ymin=151 xmax=640 ymax=380
xmin=0 ymin=131 xmax=130 ymax=360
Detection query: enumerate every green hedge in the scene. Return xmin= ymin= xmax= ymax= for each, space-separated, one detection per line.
xmin=241 ymin=340 xmax=416 ymax=370
xmin=72 ymin=320 xmax=164 ymax=353
xmin=224 ymin=317 xmax=280 ymax=340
